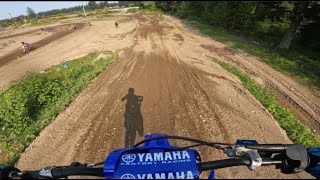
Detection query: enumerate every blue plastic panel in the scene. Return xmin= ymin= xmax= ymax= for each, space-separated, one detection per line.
xmin=104 ymin=133 xmax=201 ymax=179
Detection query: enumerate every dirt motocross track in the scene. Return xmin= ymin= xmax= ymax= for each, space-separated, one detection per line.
xmin=14 ymin=14 xmax=317 ymax=179
xmin=0 ymin=23 xmax=84 ymax=67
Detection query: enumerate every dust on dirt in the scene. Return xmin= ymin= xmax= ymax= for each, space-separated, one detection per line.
xmin=173 ymin=33 xmax=184 ymax=41
xmin=0 ymin=29 xmax=41 ymax=40
xmin=200 ymin=42 xmax=320 ymax=136
xmin=0 ymin=29 xmax=52 ymax=58
xmin=15 ymin=14 xmax=313 ymax=179
xmin=0 ymin=23 xmax=85 ymax=67
xmin=0 ymin=17 xmax=137 ymax=90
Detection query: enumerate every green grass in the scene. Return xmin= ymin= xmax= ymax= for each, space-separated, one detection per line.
xmin=30 ymin=21 xmax=51 ymax=27
xmin=126 ymin=8 xmax=139 ymax=13
xmin=0 ymin=50 xmax=118 ymax=165
xmin=127 ymin=8 xmax=163 ymax=16
xmin=108 ymin=10 xmax=122 ymax=14
xmin=78 ymin=10 xmax=110 ymax=18
xmin=11 ymin=21 xmax=25 ymax=29
xmin=214 ymin=59 xmax=320 ymax=147
xmin=118 ymin=17 xmax=132 ymax=23
xmin=189 ymin=21 xmax=320 ymax=94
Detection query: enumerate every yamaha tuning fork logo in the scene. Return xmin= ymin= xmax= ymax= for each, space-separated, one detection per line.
xmin=121 ymin=174 xmax=136 ymax=179
xmin=122 ymin=154 xmax=137 ymax=163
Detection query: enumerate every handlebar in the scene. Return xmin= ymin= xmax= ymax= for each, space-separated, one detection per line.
xmin=4 ymin=158 xmax=284 ymax=179
xmin=244 ymin=144 xmax=290 ymax=152
xmin=0 ymin=133 xmax=313 ymax=179
xmin=198 ymin=157 xmax=283 ymax=171
xmin=46 ymin=167 xmax=103 ymax=178
xmin=9 ymin=167 xmax=104 ymax=179
xmin=198 ymin=158 xmax=251 ymax=171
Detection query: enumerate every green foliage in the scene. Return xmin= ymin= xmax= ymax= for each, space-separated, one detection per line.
xmin=118 ymin=17 xmax=132 ymax=23
xmin=174 ymin=1 xmax=200 ymax=20
xmin=202 ymin=2 xmax=229 ymax=26
xmin=29 ymin=1 xmax=139 ymax=18
xmin=126 ymin=7 xmax=163 ymax=16
xmin=170 ymin=1 xmax=320 ymax=50
xmin=189 ymin=21 xmax=320 ymax=93
xmin=170 ymin=1 xmax=319 ymax=94
xmin=27 ymin=7 xmax=36 ymax=19
xmin=126 ymin=8 xmax=139 ymax=13
xmin=108 ymin=10 xmax=122 ymax=14
xmin=155 ymin=1 xmax=179 ymax=13
xmin=77 ymin=10 xmax=109 ymax=17
xmin=52 ymin=15 xmax=67 ymax=20
xmin=0 ymin=51 xmax=118 ymax=165
xmin=0 ymin=21 xmax=10 ymax=29
xmin=255 ymin=18 xmax=290 ymax=38
xmin=214 ymin=59 xmax=320 ymax=147
xmin=202 ymin=2 xmax=256 ymax=30
xmin=30 ymin=21 xmax=50 ymax=27
xmin=87 ymin=1 xmax=98 ymax=10
xmin=139 ymin=1 xmax=157 ymax=11
xmin=119 ymin=1 xmax=135 ymax=7
xmin=298 ymin=21 xmax=320 ymax=56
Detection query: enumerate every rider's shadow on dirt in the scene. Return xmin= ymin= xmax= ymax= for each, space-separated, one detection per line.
xmin=121 ymin=88 xmax=144 ymax=148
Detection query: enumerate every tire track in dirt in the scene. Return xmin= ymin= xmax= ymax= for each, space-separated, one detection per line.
xmin=0 ymin=23 xmax=85 ymax=67
xmin=201 ymin=44 xmax=320 ymax=134
xmin=0 ymin=23 xmax=78 ymax=40
xmin=16 ymin=14 xmax=312 ymax=179
xmin=0 ymin=29 xmax=40 ymax=40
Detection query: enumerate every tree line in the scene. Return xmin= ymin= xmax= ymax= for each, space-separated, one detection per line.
xmin=1 ymin=1 xmax=319 ymax=51
xmin=0 ymin=1 xmax=139 ymax=27
xmin=152 ymin=1 xmax=320 ymax=50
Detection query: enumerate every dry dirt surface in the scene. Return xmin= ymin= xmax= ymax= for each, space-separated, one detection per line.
xmin=0 ymin=23 xmax=86 ymax=66
xmin=0 ymin=22 xmax=68 ymax=57
xmin=14 ymin=14 xmax=315 ymax=179
xmin=0 ymin=16 xmax=136 ymax=90
xmin=198 ymin=34 xmax=320 ymax=135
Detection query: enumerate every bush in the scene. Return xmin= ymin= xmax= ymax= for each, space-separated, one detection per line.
xmin=189 ymin=21 xmax=320 ymax=90
xmin=126 ymin=8 xmax=138 ymax=13
xmin=49 ymin=15 xmax=67 ymax=20
xmin=94 ymin=9 xmax=109 ymax=15
xmin=0 ymin=22 xmax=10 ymax=28
xmin=77 ymin=13 xmax=85 ymax=17
xmin=0 ymin=51 xmax=118 ymax=165
xmin=139 ymin=1 xmax=157 ymax=11
xmin=202 ymin=2 xmax=229 ymax=27
xmin=174 ymin=2 xmax=197 ymax=19
xmin=78 ymin=10 xmax=109 ymax=17
xmin=118 ymin=18 xmax=132 ymax=23
xmin=214 ymin=59 xmax=320 ymax=147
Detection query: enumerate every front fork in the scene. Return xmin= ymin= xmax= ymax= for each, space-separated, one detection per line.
xmin=208 ymin=170 xmax=215 ymax=179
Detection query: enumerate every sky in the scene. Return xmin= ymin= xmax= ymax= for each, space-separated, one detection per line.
xmin=0 ymin=1 xmax=90 ymax=20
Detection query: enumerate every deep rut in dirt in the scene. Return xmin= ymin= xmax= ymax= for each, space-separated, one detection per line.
xmin=16 ymin=14 xmax=312 ymax=179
